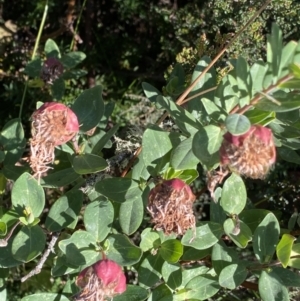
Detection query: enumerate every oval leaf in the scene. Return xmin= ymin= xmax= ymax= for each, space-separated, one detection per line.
xmin=72 ymin=153 xmax=108 ymax=174
xmin=192 ymin=125 xmax=223 ymax=169
xmin=119 ymin=198 xmax=144 ymax=235
xmin=71 ymin=85 xmax=104 ymax=132
xmin=253 ymin=213 xmax=280 ymax=263
xmin=219 ymin=263 xmax=248 ymax=289
xmin=12 ymin=226 xmax=46 ymax=262
xmin=160 ymin=239 xmax=183 ymax=263
xmin=223 ymin=218 xmax=252 ymax=248
xmin=45 ymin=189 xmax=83 ymax=232
xmin=11 ymin=172 xmax=45 ymax=217
xmin=182 ymin=222 xmax=223 ymax=250
xmin=220 ymin=173 xmax=246 ymax=215
xmin=106 ymin=234 xmax=142 ymax=266
xmin=84 ymin=198 xmax=114 ymax=242
xmin=225 ymin=114 xmax=251 ymax=135
xmin=276 ymin=234 xmax=295 ymax=268
xmin=95 ymin=178 xmax=142 ymax=203
xmin=22 ymin=293 xmax=69 ymax=301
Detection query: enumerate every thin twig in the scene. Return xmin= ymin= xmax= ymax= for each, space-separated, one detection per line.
xmin=21 ymin=232 xmax=60 ymax=282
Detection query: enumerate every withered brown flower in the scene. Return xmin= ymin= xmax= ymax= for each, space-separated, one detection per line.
xmin=147 ymin=178 xmax=196 ymax=236
xmin=220 ymin=125 xmax=276 ymax=179
xmin=75 ymin=259 xmax=126 ymax=301
xmin=29 ymin=102 xmax=79 ymax=179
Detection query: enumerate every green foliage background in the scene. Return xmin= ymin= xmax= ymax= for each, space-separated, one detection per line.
xmin=1 ymin=1 xmax=300 ymax=301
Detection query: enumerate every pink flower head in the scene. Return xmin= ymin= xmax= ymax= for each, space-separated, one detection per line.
xmin=220 ymin=125 xmax=276 ymax=179
xmin=40 ymin=57 xmax=64 ymax=84
xmin=76 ymin=259 xmax=126 ymax=301
xmin=29 ymin=102 xmax=79 ymax=178
xmin=147 ymin=178 xmax=196 ymax=235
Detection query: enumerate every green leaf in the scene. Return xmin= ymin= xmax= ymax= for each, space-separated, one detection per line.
xmin=142 ymin=127 xmax=180 ymax=175
xmin=250 ymin=60 xmax=268 ymax=94
xmin=253 ymin=213 xmax=280 ymax=263
xmin=245 ymin=109 xmax=275 ymax=125
xmin=223 ymin=219 xmax=252 ymax=248
xmin=106 ymin=234 xmax=142 ymax=266
xmin=276 ymin=234 xmax=295 ymax=268
xmin=131 ymin=150 xmax=151 ymax=181
xmin=181 ymin=266 xmax=209 ymax=288
xmin=279 ymin=40 xmax=298 ymax=78
xmin=192 ymin=125 xmax=223 ymax=169
xmin=138 ymin=254 xmax=164 ymax=287
xmin=84 ymin=198 xmax=114 ymax=242
xmin=40 ymin=168 xmax=82 ymax=188
xmin=22 ymin=294 xmax=69 ymax=301
xmin=95 ymin=178 xmax=142 ymax=203
xmin=24 ymin=58 xmax=42 ymax=77
xmin=12 ymin=225 xmax=46 ymax=262
xmin=114 ymin=285 xmax=149 ymax=301
xmin=161 ymin=262 xmax=182 ymax=290
xmin=259 ymin=270 xmax=289 ymax=301
xmin=0 ymin=118 xmax=26 ymax=165
xmin=11 ymin=172 xmax=45 ymax=217
xmin=157 ymin=96 xmax=199 ymax=136
xmin=184 ymin=274 xmax=220 ymax=300
xmin=220 ymin=173 xmax=247 ymax=215
xmin=255 ymin=92 xmax=300 ymax=112
xmin=71 ymin=85 xmax=104 ymax=132
xmin=72 ymin=153 xmax=108 ymax=174
xmin=219 ymin=263 xmax=248 ymax=289
xmin=119 ymin=195 xmax=144 ymax=235
xmin=288 ymin=243 xmax=300 ymax=269
xmin=170 ymin=136 xmax=199 ymax=170
xmin=279 ymin=78 xmax=300 ymax=89
xmin=148 ymin=284 xmax=172 ymax=301
xmin=119 ymin=198 xmax=144 ymax=235
xmin=266 ymin=23 xmax=283 ymax=85
xmin=139 ymin=228 xmax=160 ymax=252
xmin=235 ymin=56 xmax=252 ymax=107
xmin=278 ymin=147 xmax=300 ymax=164
xmin=91 ymin=124 xmax=119 ymax=155
xmin=181 ymin=246 xmax=211 ymax=261
xmin=210 ymin=196 xmax=227 ymax=224
xmin=60 ymin=52 xmax=86 ymax=69
xmin=272 ymin=267 xmax=300 ymax=287
xmin=201 ymin=98 xmax=222 ymax=119
xmin=214 ymin=74 xmax=239 ymax=113
xmin=239 ymin=209 xmax=271 ymax=233
xmin=187 ymin=56 xmax=216 ymax=121
xmin=45 ymin=189 xmax=83 ymax=232
xmin=211 ymin=240 xmax=239 ymax=275
xmin=160 ymin=239 xmax=183 ymax=263
xmin=59 ymin=230 xmax=98 ymax=266
xmin=182 ymin=222 xmax=223 ymax=250
xmin=0 ymin=234 xmax=22 ymax=268
xmin=225 ymin=114 xmax=251 ymax=135
xmin=51 ymin=77 xmax=65 ymax=100
xmin=142 ymin=82 xmax=162 ymax=102
xmin=44 ymin=39 xmax=61 ymax=58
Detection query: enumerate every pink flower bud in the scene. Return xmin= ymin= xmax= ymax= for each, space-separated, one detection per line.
xmin=75 ymin=259 xmax=126 ymax=301
xmin=220 ymin=125 xmax=276 ymax=179
xmin=29 ymin=102 xmax=79 ymax=178
xmin=147 ymin=178 xmax=196 ymax=235
xmin=40 ymin=57 xmax=64 ymax=84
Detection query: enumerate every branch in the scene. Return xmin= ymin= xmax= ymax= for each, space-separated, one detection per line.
xmin=21 ymin=232 xmax=60 ymax=282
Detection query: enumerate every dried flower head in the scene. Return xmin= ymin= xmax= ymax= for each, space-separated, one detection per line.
xmin=29 ymin=102 xmax=79 ymax=178
xmin=147 ymin=178 xmax=196 ymax=235
xmin=40 ymin=57 xmax=64 ymax=84
xmin=220 ymin=125 xmax=276 ymax=179
xmin=75 ymin=259 xmax=126 ymax=301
